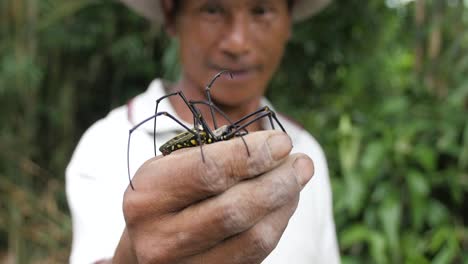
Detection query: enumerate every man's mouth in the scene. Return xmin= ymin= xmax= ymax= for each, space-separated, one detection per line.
xmin=210 ymin=65 xmax=259 ymax=81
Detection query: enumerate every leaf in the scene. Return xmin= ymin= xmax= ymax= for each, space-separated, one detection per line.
xmin=407 ymin=170 xmax=430 ymax=229
xmin=412 ymin=144 xmax=437 ymax=172
xmin=378 ymin=193 xmax=402 ymax=260
xmin=430 ymin=227 xmax=460 ymax=264
xmin=361 ymin=140 xmax=387 ymax=180
xmin=340 ymin=225 xmax=388 ymax=263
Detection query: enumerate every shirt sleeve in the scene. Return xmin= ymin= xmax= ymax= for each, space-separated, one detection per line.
xmin=66 ymin=120 xmax=127 ymax=264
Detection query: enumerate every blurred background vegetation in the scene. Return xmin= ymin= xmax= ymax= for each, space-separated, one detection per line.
xmin=1 ymin=0 xmax=467 ymax=263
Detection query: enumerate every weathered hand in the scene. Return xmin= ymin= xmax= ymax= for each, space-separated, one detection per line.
xmin=113 ymin=130 xmax=314 ymax=264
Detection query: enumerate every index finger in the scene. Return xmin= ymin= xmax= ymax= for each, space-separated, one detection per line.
xmin=128 ymin=130 xmax=292 ymax=213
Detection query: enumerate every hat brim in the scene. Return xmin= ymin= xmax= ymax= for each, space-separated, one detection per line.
xmin=120 ymin=0 xmax=331 ymax=25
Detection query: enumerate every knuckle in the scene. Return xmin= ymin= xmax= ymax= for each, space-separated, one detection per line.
xmin=292 ymin=192 xmax=300 ymax=208
xmin=122 ymin=191 xmax=138 ymax=225
xmin=151 ymin=249 xmax=174 ymax=264
xmin=249 ymin=228 xmax=278 ymax=255
xmin=122 ymin=190 xmax=153 ymax=227
xmin=246 ymin=160 xmax=270 ymax=180
xmin=273 ymin=179 xmax=293 ymax=204
xmin=286 ymin=192 xmax=301 ymax=218
xmin=134 ymin=233 xmax=181 ymax=264
xmin=246 ymin=142 xmax=274 ymax=176
xmin=265 ymin=173 xmax=297 ymax=207
xmin=200 ymin=161 xmax=230 ymax=193
xmin=135 ymin=245 xmax=171 ymax=264
xmin=220 ymin=200 xmax=249 ymax=231
xmin=207 ymin=138 xmax=249 ymax=175
xmin=202 ymin=146 xmax=243 ymax=192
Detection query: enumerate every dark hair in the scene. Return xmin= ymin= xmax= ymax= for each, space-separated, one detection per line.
xmin=168 ymin=0 xmax=295 ymax=18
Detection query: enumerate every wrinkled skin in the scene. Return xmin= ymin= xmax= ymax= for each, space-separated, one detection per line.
xmin=113 ymin=131 xmax=314 ymax=263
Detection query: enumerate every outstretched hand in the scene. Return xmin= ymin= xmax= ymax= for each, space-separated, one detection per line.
xmin=113 ymin=130 xmax=314 ymax=264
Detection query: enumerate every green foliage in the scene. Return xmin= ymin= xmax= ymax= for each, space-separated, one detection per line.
xmin=270 ymin=1 xmax=468 ymax=263
xmin=1 ymin=0 xmax=467 ymax=263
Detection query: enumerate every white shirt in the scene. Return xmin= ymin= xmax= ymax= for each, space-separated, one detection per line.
xmin=66 ymin=79 xmax=340 ymax=263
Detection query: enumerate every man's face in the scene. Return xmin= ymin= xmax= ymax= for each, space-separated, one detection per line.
xmin=172 ymin=0 xmax=292 ymax=107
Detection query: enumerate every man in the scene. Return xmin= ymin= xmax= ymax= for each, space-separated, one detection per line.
xmin=66 ymin=0 xmax=340 ymax=263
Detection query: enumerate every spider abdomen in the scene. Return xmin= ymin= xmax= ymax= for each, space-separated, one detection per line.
xmin=159 ymin=129 xmax=213 ymax=155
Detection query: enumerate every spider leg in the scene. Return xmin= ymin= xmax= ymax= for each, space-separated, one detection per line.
xmin=190 ymin=100 xmax=250 ymax=156
xmin=226 ymin=107 xmax=287 ymax=143
xmin=127 ymin=111 xmax=199 ymax=191
xmin=192 ymin=119 xmax=206 ymax=163
xmin=224 ymin=111 xmax=279 ymax=157
xmin=204 ymin=70 xmax=233 ymax=129
xmin=188 ymin=102 xmax=219 ymax=144
xmin=188 ymin=106 xmax=207 ymax=163
xmin=153 ymin=91 xmax=200 ymax=156
xmin=232 ymin=106 xmax=286 ymax=132
xmin=190 ymin=100 xmax=235 ymax=128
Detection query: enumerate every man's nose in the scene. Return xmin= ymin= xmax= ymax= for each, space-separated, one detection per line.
xmin=219 ymin=15 xmax=251 ymax=59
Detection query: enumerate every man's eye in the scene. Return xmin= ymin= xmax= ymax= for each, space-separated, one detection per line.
xmin=201 ymin=5 xmax=223 ymax=15
xmin=252 ymin=6 xmax=269 ymax=16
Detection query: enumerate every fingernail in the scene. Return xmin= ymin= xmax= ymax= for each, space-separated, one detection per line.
xmin=293 ymin=156 xmax=314 ymax=187
xmin=267 ymin=133 xmax=292 ymax=161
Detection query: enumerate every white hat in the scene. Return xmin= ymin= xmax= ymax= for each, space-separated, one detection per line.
xmin=120 ymin=0 xmax=331 ymax=25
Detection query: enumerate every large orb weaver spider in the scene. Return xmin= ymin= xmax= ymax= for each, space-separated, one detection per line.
xmin=127 ymin=70 xmax=287 ymax=190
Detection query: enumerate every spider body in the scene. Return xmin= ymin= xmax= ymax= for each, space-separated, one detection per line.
xmin=159 ymin=126 xmax=211 ymax=155
xmin=159 ymin=125 xmax=247 ymax=155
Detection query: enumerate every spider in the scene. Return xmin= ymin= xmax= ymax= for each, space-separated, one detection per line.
xmin=127 ymin=70 xmax=286 ymax=190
